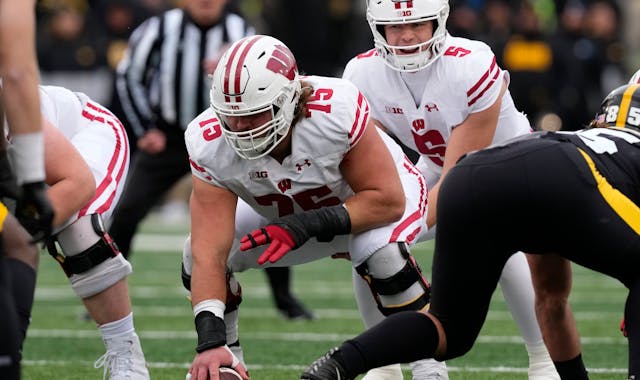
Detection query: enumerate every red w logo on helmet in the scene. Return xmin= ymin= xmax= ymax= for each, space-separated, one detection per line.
xmin=266 ymin=45 xmax=297 ymax=80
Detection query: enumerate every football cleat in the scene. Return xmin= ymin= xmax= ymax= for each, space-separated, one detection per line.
xmin=410 ymin=359 xmax=449 ymax=379
xmin=94 ymin=333 xmax=150 ymax=380
xmin=300 ymin=347 xmax=351 ymax=380
xmin=277 ymin=296 xmax=316 ymax=321
xmin=361 ymin=364 xmax=403 ymax=379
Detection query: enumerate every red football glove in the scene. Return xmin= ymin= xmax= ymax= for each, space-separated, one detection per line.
xmin=240 ymin=226 xmax=297 ymax=265
xmin=621 ymin=318 xmax=628 ymax=338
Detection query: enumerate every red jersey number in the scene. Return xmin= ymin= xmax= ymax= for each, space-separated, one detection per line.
xmin=254 ymin=185 xmax=341 ymax=217
xmin=306 ymin=88 xmax=333 ymax=117
xmin=199 ymin=118 xmax=222 ymax=141
xmin=443 ymin=46 xmax=471 ymax=58
xmin=411 ymin=119 xmax=446 ymax=166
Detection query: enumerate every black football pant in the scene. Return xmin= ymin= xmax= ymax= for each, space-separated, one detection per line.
xmin=431 ymin=139 xmax=640 ymax=377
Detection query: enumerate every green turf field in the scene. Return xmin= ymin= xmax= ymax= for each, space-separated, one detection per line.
xmin=22 ymin=219 xmax=628 ymax=379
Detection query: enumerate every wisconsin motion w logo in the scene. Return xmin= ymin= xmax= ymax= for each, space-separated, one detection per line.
xmin=266 ymin=44 xmax=297 ymax=80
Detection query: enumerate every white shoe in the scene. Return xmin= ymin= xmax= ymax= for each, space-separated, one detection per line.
xmin=409 ymin=359 xmax=448 ymax=380
xmin=94 ymin=333 xmax=150 ymax=380
xmin=528 ymin=360 xmax=560 ymax=380
xmin=527 ymin=343 xmax=560 ymax=380
xmin=362 ymin=364 xmax=403 ymax=379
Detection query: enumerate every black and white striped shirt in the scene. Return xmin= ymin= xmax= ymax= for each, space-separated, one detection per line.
xmin=116 ymin=8 xmax=254 ymax=137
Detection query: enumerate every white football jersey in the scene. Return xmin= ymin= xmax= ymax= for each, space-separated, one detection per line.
xmin=343 ymin=35 xmax=531 ymax=183
xmin=39 ymin=85 xmax=87 ymax=138
xmin=37 ymin=85 xmax=130 ymax=223
xmin=186 ymin=75 xmax=409 ymax=220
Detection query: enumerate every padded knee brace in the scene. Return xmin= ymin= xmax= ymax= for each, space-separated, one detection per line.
xmin=48 ymin=214 xmax=131 ymax=298
xmin=356 ymin=242 xmax=430 ymax=316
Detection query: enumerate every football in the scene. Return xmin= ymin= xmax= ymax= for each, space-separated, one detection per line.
xmin=219 ymin=367 xmax=243 ymax=380
xmin=185 ymin=368 xmax=243 ymax=380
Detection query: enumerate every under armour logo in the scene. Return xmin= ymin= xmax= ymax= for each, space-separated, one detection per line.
xmin=425 ymin=103 xmax=439 ymax=112
xmin=295 ymin=159 xmax=311 ymax=172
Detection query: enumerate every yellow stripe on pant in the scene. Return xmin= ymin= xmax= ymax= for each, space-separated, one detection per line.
xmin=578 ymin=148 xmax=640 ymax=235
xmin=0 ymin=202 xmax=8 ymax=233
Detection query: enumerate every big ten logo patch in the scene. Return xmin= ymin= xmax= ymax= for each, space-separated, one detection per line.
xmin=385 ymin=106 xmax=404 ymax=115
xmin=249 ymin=171 xmax=269 ymax=181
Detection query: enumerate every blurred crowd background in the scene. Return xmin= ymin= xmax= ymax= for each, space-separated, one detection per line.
xmin=34 ymin=0 xmax=640 ymax=217
xmin=35 ymin=0 xmax=640 ymax=131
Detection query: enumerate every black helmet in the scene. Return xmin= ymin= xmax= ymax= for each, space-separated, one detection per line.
xmin=597 ymin=84 xmax=640 ymax=130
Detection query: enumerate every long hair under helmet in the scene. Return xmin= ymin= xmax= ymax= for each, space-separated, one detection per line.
xmin=597 ymin=84 xmax=640 ymax=131
xmin=210 ymin=35 xmax=301 ymax=159
xmin=367 ymin=0 xmax=450 ymax=72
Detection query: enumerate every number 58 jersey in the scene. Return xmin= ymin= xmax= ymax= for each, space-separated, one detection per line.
xmin=185 ymin=75 xmax=427 ymax=223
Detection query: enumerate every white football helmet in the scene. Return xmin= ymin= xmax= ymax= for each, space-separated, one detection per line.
xmin=629 ymin=68 xmax=640 ymax=84
xmin=210 ymin=35 xmax=301 ymax=159
xmin=367 ymin=0 xmax=450 ymax=72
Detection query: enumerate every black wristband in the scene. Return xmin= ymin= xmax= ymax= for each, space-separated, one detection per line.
xmin=195 ymin=311 xmax=226 ymax=353
xmin=272 ymin=205 xmax=352 ymax=246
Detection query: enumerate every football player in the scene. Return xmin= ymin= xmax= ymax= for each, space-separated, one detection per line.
xmin=181 ymin=34 xmax=432 ymax=380
xmin=0 ymin=207 xmax=37 ymax=379
xmin=301 ymin=82 xmax=640 ymax=380
xmin=7 ymin=85 xmax=150 ymax=380
xmin=0 ymin=132 xmax=42 ymax=380
xmin=0 ymin=0 xmax=54 ymax=240
xmin=341 ymin=0 xmax=557 ymax=378
xmin=0 ymin=1 xmax=53 ymax=378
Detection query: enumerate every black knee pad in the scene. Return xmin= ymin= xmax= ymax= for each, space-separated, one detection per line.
xmin=181 ymin=268 xmax=243 ymax=312
xmin=225 ymin=272 xmax=243 ymax=312
xmin=181 ymin=263 xmax=191 ymax=291
xmin=356 ymin=242 xmax=431 ymax=316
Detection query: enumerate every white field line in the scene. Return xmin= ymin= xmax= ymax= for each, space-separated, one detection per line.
xmin=131 ymin=233 xmax=186 ymax=252
xmin=30 ymin=302 xmax=625 ymax=322
xmin=26 ymin=328 xmax=628 ymax=345
xmin=35 ymin=280 xmax=623 ymax=302
xmin=21 ymin=359 xmax=627 ymax=374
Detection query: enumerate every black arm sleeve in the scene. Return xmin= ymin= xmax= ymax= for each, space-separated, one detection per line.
xmin=271 ymin=205 xmax=352 ymax=247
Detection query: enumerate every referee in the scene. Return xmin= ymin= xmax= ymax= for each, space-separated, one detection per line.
xmin=109 ymin=0 xmax=314 ymax=321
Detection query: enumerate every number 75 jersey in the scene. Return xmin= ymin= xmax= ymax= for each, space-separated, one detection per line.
xmin=343 ymin=35 xmax=531 ymax=181
xmin=184 ymin=75 xmax=424 ymax=220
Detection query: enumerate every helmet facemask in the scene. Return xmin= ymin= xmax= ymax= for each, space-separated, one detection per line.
xmin=216 ymin=94 xmax=297 ymax=160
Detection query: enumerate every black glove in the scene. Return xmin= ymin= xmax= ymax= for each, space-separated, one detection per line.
xmin=15 ymin=181 xmax=54 ymax=242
